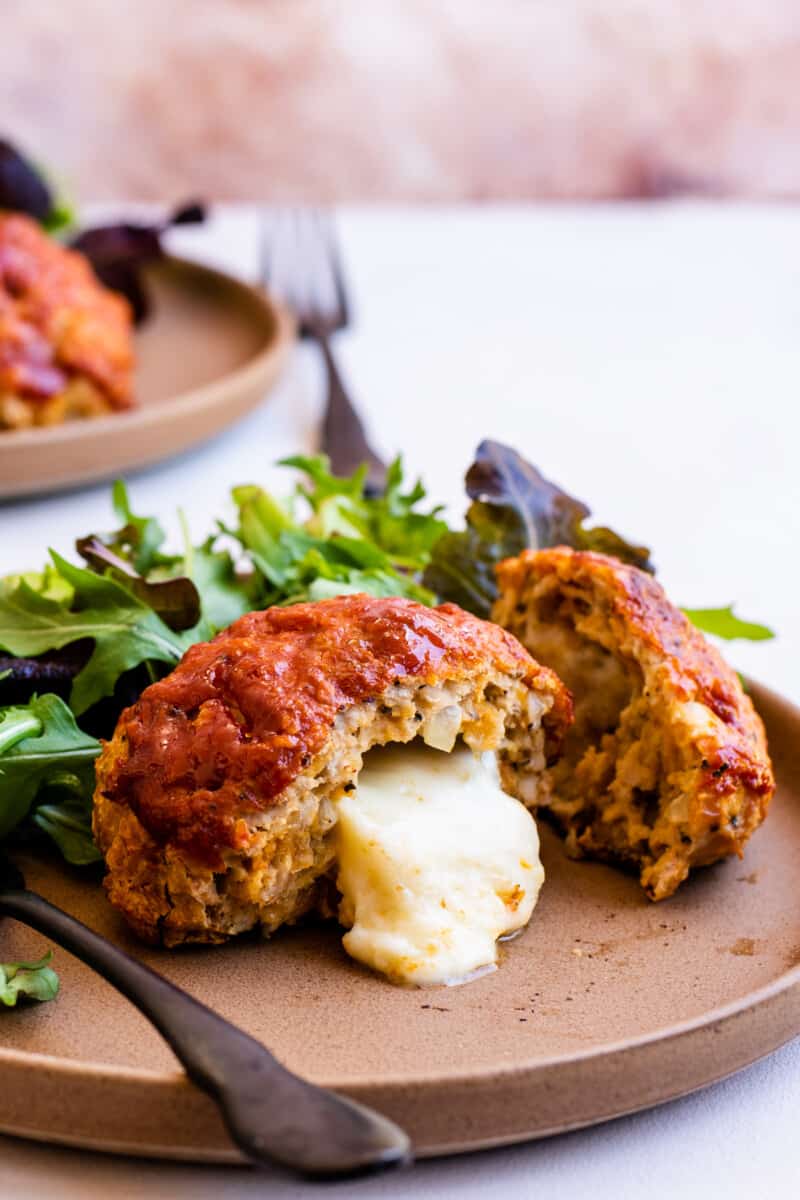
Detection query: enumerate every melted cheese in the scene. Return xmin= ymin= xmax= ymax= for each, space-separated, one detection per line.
xmin=335 ymin=742 xmax=544 ymax=986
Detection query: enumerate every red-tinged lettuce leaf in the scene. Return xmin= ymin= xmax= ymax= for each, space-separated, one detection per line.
xmin=0 ymin=643 xmax=153 ymax=741
xmin=86 ymin=480 xmax=254 ymax=631
xmin=70 ymin=202 xmax=206 ymax=322
xmin=424 ymin=440 xmax=653 ymax=618
xmin=0 ymin=140 xmax=74 ymax=233
xmin=75 ymin=535 xmax=201 ymax=632
xmin=0 ymin=643 xmax=92 ymax=706
xmin=0 ymin=139 xmax=53 ymax=223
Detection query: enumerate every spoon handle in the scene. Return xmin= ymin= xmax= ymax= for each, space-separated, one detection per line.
xmin=0 ymin=887 xmax=410 ymax=1178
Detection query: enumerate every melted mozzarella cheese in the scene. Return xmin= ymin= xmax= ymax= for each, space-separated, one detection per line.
xmin=334 ymin=741 xmax=544 ymax=986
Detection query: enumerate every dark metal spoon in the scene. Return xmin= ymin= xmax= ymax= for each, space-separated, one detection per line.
xmin=0 ymin=853 xmax=411 ymax=1179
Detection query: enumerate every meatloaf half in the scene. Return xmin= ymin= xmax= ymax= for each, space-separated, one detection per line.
xmin=0 ymin=212 xmax=134 ymax=430
xmin=93 ymin=594 xmax=572 ymax=946
xmin=493 ymin=547 xmax=774 ymax=900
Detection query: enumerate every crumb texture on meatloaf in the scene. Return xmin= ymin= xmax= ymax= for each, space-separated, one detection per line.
xmin=93 ymin=594 xmax=572 ymax=946
xmin=493 ymin=546 xmax=774 ymax=901
xmin=0 ymin=212 xmax=134 ymax=429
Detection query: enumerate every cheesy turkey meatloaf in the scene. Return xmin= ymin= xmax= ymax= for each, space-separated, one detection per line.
xmin=93 ymin=594 xmax=572 ymax=946
xmin=493 ymin=547 xmax=774 ymax=900
xmin=0 ymin=212 xmax=134 ymax=430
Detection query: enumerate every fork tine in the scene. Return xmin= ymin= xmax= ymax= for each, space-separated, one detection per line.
xmin=263 ymin=207 xmax=349 ymax=331
xmin=258 ymin=207 xmax=283 ymax=291
xmin=258 ymin=207 xmax=385 ymax=488
xmin=259 ymin=208 xmax=295 ymax=301
xmin=258 ymin=209 xmax=272 ymax=289
xmin=295 ymin=207 xmax=339 ymax=328
xmin=316 ymin=210 xmax=351 ymax=329
xmin=293 ymin=207 xmax=325 ymax=325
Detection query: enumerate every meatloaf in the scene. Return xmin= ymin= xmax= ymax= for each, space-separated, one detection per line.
xmin=493 ymin=547 xmax=774 ymax=900
xmin=0 ymin=212 xmax=134 ymax=430
xmin=93 ymin=594 xmax=572 ymax=946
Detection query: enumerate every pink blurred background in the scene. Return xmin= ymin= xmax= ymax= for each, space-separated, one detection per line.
xmin=4 ymin=0 xmax=800 ymax=202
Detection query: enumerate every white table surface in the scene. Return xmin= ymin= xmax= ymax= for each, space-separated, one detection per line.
xmin=0 ymin=205 xmax=797 ymax=1197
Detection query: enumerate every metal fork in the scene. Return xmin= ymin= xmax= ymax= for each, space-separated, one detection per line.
xmin=260 ymin=209 xmax=387 ymax=495
xmin=0 ymin=851 xmax=410 ymax=1179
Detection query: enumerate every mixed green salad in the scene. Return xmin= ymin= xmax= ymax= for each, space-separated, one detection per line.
xmin=0 ymin=442 xmax=773 ymax=1002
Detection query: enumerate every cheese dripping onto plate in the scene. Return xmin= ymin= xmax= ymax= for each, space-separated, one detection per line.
xmin=334 ymin=741 xmax=544 ymax=986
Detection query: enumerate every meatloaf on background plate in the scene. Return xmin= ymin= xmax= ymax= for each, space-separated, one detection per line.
xmin=0 ymin=212 xmax=134 ymax=430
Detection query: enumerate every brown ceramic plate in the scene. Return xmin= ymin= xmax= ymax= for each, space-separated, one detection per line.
xmin=0 ymin=681 xmax=798 ymax=1163
xmin=0 ymin=256 xmax=294 ymax=500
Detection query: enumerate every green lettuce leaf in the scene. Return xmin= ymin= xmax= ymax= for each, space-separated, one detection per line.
xmin=183 ymin=537 xmax=255 ymax=631
xmin=0 ymin=555 xmax=197 ymax=714
xmin=682 ymin=606 xmax=775 ymax=642
xmin=33 ymin=797 xmax=100 ymax=865
xmin=0 ymin=952 xmax=59 ymax=1007
xmin=0 ymin=695 xmax=100 ymax=852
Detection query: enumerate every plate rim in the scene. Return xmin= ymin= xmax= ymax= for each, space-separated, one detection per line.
xmin=0 ymin=256 xmax=297 ymax=451
xmin=0 ymin=253 xmax=297 ymax=496
xmin=0 ymin=925 xmax=797 ymax=1091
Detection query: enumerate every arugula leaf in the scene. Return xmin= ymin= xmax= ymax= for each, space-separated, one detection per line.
xmin=0 ymin=952 xmax=59 ymax=1007
xmin=231 ymin=484 xmax=298 ymax=590
xmin=682 ymin=606 xmax=775 ymax=642
xmin=284 ymin=455 xmax=447 ymax=568
xmin=0 ymin=695 xmax=100 ymax=848
xmin=425 ymin=440 xmax=653 ymax=618
xmin=283 ymin=455 xmax=367 ymax=507
xmin=0 ymin=555 xmax=195 ymax=714
xmin=230 ymin=457 xmax=443 ymax=607
xmin=232 ymin=489 xmax=436 ymax=606
xmin=33 ymin=797 xmax=101 ymax=865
